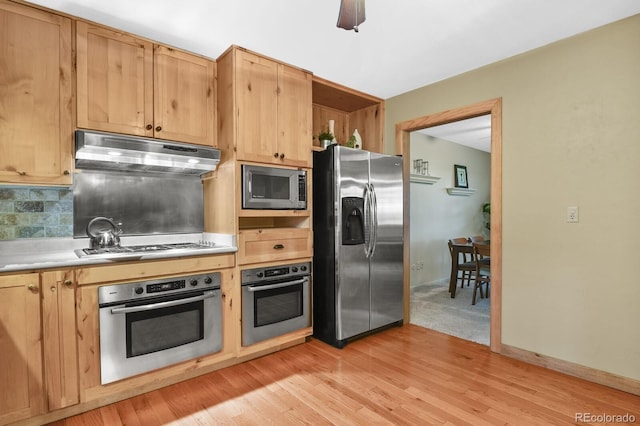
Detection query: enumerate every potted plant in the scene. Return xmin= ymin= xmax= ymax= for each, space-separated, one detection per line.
xmin=317 ymin=130 xmax=334 ymax=148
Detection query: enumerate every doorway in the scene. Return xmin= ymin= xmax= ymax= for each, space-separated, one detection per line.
xmin=395 ymin=98 xmax=502 ymax=353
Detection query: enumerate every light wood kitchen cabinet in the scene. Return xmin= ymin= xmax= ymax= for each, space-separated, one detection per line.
xmin=0 ymin=1 xmax=73 ymax=185
xmin=220 ymin=47 xmax=312 ymax=167
xmin=0 ymin=273 xmax=44 ymax=425
xmin=76 ymin=21 xmax=216 ymax=146
xmin=40 ymin=270 xmax=79 ymax=411
xmin=238 ymin=227 xmax=312 ymax=265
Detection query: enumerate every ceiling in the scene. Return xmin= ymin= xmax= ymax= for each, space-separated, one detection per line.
xmin=28 ymin=0 xmax=640 ymax=100
xmin=418 ymin=115 xmax=492 ymax=153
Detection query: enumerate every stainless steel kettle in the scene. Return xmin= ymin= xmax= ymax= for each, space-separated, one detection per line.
xmin=86 ymin=217 xmax=122 ymax=249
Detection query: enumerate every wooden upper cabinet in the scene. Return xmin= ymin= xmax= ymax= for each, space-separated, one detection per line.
xmin=233 ymin=49 xmax=311 ymax=167
xmin=0 ymin=1 xmax=73 ymax=185
xmin=76 ymin=22 xmax=153 ymax=138
xmin=0 ymin=273 xmax=44 ymax=425
xmin=154 ymin=45 xmax=216 ymax=146
xmin=76 ymin=22 xmax=215 ymax=146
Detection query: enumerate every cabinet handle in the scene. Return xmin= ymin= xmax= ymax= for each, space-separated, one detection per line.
xmin=50 ymin=286 xmax=57 ymax=292
xmin=18 ymin=171 xmax=27 ymax=176
xmin=146 ymin=124 xmax=153 ymax=130
xmin=27 ymin=284 xmax=39 ymax=293
xmin=273 ymin=152 xmax=279 ymax=158
xmin=63 ymin=170 xmax=70 ymax=175
xmin=155 ymin=126 xmax=162 ymax=132
xmin=279 ymin=153 xmax=285 ymax=160
xmin=63 ymin=280 xmax=73 ymax=287
xmin=273 ymin=244 xmax=284 ymax=250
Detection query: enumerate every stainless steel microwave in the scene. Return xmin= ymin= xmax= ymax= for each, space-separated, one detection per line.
xmin=241 ymin=165 xmax=307 ymax=210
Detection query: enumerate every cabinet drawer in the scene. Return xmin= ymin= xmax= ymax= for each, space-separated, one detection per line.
xmin=238 ymin=228 xmax=312 ymax=265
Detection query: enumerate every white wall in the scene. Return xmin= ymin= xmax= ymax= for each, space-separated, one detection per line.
xmin=409 ymin=133 xmax=491 ymax=287
xmin=385 ymin=15 xmax=640 ymax=381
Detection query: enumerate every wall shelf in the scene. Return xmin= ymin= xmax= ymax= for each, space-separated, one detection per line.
xmin=446 ymin=187 xmax=476 ymax=196
xmin=410 ymin=174 xmax=441 ymax=185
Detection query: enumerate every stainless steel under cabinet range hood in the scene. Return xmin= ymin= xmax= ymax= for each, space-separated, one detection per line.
xmin=75 ymin=130 xmax=221 ymax=175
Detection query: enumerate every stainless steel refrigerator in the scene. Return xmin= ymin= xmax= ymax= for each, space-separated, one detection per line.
xmin=313 ymin=145 xmax=403 ymax=348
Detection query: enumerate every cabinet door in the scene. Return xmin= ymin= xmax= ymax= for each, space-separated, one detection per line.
xmin=235 ymin=49 xmax=279 ymax=164
xmin=154 ymin=45 xmax=216 ymax=146
xmin=0 ymin=273 xmax=44 ymax=424
xmin=76 ymin=21 xmax=154 ymax=137
xmin=41 ymin=270 xmax=79 ymax=411
xmin=277 ymin=64 xmax=312 ymax=167
xmin=0 ymin=1 xmax=72 ymax=185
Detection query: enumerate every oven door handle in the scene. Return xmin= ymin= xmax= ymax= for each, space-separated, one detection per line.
xmin=246 ymin=278 xmax=307 ymax=292
xmin=110 ymin=292 xmax=215 ymax=314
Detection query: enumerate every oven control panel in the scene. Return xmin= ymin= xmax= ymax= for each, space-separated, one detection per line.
xmin=241 ymin=261 xmax=311 ymax=285
xmin=98 ymin=272 xmax=221 ymax=305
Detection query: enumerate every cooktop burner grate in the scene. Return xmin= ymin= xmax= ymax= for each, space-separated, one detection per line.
xmin=81 ymin=242 xmax=213 ymax=256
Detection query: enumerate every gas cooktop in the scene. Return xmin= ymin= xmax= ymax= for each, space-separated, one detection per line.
xmin=75 ymin=242 xmax=215 ymax=259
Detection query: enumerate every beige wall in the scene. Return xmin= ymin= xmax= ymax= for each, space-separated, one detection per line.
xmin=385 ymin=15 xmax=640 ymax=381
xmin=409 ymin=133 xmax=491 ymax=287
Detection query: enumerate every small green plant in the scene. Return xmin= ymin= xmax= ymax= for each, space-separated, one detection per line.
xmin=345 ymin=134 xmax=357 ymax=148
xmin=317 ymin=130 xmax=334 ymax=141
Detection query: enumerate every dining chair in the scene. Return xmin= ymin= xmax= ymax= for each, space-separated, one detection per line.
xmin=472 ymin=242 xmax=491 ymax=305
xmin=448 ymin=237 xmax=476 ymax=291
xmin=468 ymin=235 xmax=485 ymax=243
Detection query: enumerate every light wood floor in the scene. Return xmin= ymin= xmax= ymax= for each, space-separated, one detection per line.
xmin=49 ymin=325 xmax=640 ymax=425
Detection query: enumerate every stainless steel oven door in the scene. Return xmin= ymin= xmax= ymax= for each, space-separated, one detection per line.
xmin=242 ymin=276 xmax=310 ymax=346
xmin=99 ymin=289 xmax=222 ymax=384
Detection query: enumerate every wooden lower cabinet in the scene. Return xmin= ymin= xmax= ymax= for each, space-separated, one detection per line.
xmin=41 ymin=270 xmax=79 ymax=411
xmin=238 ymin=227 xmax=313 ymax=265
xmin=0 ymin=273 xmax=44 ymax=425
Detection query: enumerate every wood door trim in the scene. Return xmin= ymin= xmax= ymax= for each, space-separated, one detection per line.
xmin=394 ymin=97 xmax=503 ymax=353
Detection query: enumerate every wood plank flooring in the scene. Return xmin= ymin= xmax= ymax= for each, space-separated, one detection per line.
xmin=48 ymin=325 xmax=640 ymax=425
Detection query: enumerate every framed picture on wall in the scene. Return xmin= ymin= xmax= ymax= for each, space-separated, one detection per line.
xmin=454 ymin=164 xmax=468 ymax=188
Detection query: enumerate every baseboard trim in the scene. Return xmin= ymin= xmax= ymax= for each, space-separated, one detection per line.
xmin=501 ymin=344 xmax=640 ymax=396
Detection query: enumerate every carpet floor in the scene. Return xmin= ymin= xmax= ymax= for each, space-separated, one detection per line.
xmin=409 ymin=281 xmax=490 ymax=345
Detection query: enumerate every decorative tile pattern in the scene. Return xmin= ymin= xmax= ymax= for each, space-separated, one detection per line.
xmin=0 ymin=186 xmax=73 ymax=240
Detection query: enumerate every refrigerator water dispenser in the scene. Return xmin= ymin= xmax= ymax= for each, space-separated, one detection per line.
xmin=341 ymin=197 xmax=365 ymax=245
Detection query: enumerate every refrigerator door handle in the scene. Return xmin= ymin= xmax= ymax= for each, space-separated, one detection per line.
xmin=363 ymin=183 xmax=372 ymax=258
xmin=370 ymin=183 xmax=378 ymax=258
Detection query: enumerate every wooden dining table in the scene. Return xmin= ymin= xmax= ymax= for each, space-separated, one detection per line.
xmin=448 ymin=240 xmax=490 ymax=298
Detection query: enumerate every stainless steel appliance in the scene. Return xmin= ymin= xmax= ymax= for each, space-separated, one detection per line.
xmin=241 ymin=261 xmax=311 ymax=346
xmin=75 ymin=241 xmax=215 ymax=260
xmin=73 ymin=129 xmax=221 ymax=237
xmin=98 ymin=272 xmax=222 ymax=384
xmin=241 ymin=164 xmax=307 ymax=210
xmin=313 ymin=145 xmax=403 ymax=348
xmin=75 ymin=130 xmax=220 ymax=175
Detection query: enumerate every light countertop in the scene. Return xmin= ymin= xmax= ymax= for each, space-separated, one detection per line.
xmin=0 ymin=233 xmax=237 ymax=273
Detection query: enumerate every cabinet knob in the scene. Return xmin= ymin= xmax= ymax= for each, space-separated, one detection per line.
xmin=18 ymin=171 xmax=27 ymax=176
xmin=63 ymin=170 xmax=70 ymax=175
xmin=27 ymin=284 xmax=39 ymax=293
xmin=63 ymin=280 xmax=73 ymax=287
xmin=273 ymin=153 xmax=279 ymax=158
xmin=279 ymin=153 xmax=285 ymax=160
xmin=273 ymin=244 xmax=284 ymax=250
xmin=155 ymin=126 xmax=162 ymax=132
xmin=146 ymin=124 xmax=153 ymax=130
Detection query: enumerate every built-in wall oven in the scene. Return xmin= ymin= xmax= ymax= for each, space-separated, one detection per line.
xmin=98 ymin=273 xmax=222 ymax=384
xmin=241 ymin=261 xmax=311 ymax=346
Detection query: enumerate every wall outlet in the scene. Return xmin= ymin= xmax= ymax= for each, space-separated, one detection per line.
xmin=567 ymin=206 xmax=579 ymax=223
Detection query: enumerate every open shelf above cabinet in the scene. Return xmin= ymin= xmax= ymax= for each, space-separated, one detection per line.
xmin=312 ymin=76 xmax=384 ymax=153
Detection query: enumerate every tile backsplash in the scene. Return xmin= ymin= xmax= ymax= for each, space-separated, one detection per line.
xmin=0 ymin=186 xmax=73 ymax=240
